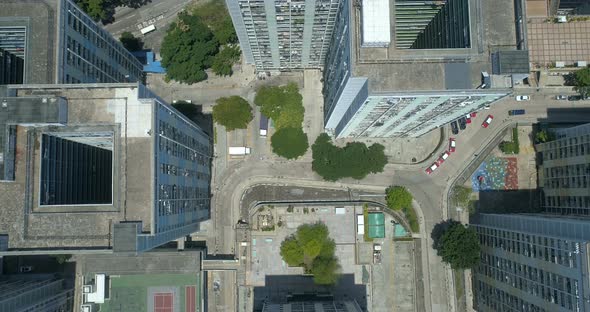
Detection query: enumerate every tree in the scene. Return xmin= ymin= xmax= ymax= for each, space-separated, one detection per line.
xmin=535 ymin=129 xmax=554 ymax=143
xmin=51 ymin=254 xmax=72 ymax=264
xmin=76 ymin=0 xmax=151 ymax=23
xmin=212 ymin=46 xmax=241 ymax=76
xmin=161 ymin=13 xmax=219 ymax=84
xmin=311 ymin=133 xmax=388 ymax=181
xmin=254 ymin=83 xmax=304 ymax=130
xmin=385 ymin=186 xmax=413 ymax=211
xmin=271 ymin=127 xmax=309 ymax=159
xmin=573 ymin=67 xmax=590 ymax=97
xmin=212 ymin=96 xmax=253 ymax=131
xmin=279 ymin=223 xmax=340 ymax=285
xmin=119 ymin=32 xmax=143 ymax=52
xmin=436 ymin=222 xmax=481 ymax=269
xmin=192 ymin=0 xmax=238 ymax=45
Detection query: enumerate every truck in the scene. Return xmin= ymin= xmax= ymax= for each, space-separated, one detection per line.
xmin=508 ymin=109 xmax=525 ymax=116
xmin=229 ymin=147 xmax=251 ymax=155
xmin=373 ymin=244 xmax=382 ymax=264
xmin=259 ymin=114 xmax=269 ymax=137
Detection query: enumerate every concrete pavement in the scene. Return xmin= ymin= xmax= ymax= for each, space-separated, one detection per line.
xmin=208 ymin=74 xmax=590 ymax=312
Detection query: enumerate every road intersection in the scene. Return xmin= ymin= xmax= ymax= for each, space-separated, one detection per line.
xmin=209 ymin=86 xmax=590 ymax=312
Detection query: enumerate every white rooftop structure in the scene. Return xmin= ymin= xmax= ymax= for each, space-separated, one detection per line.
xmin=361 ymin=0 xmax=391 ymax=47
xmin=85 ymin=274 xmax=106 ymax=304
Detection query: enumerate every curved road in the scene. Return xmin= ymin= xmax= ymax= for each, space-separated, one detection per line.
xmin=210 ymin=90 xmax=590 ymax=312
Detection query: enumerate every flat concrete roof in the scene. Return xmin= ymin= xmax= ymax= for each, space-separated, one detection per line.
xmin=349 ymin=0 xmax=519 ymax=93
xmin=0 ymin=0 xmax=59 ymax=83
xmin=0 ymin=84 xmax=156 ymax=250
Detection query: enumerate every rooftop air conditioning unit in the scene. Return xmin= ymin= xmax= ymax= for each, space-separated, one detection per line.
xmin=82 ymin=285 xmax=93 ymax=293
xmin=81 ymin=304 xmax=93 ymax=312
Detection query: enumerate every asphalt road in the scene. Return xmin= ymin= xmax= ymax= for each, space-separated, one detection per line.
xmin=209 ymin=85 xmax=590 ymax=312
xmin=103 ymin=0 xmax=192 ymax=52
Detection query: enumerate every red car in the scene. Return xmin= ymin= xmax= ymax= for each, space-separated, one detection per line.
xmin=465 ymin=114 xmax=472 ymax=124
xmin=437 ymin=151 xmax=450 ymax=165
xmin=449 ymin=138 xmax=456 ymax=152
xmin=425 ymin=163 xmax=438 ymax=174
xmin=482 ymin=115 xmax=494 ymax=128
xmin=470 ymin=112 xmax=477 ymax=118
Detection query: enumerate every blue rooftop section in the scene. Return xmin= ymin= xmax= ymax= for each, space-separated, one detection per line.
xmin=132 ymin=50 xmax=166 ymax=73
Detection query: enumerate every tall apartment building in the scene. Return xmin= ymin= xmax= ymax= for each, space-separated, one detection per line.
xmin=471 ymin=123 xmax=590 ymax=311
xmin=263 ymin=300 xmax=363 ymax=312
xmin=225 ymin=0 xmax=340 ymax=71
xmin=0 ymin=0 xmax=143 ymax=84
xmin=537 ymin=123 xmax=590 ymax=215
xmin=472 ymin=213 xmax=590 ymax=312
xmin=0 ymin=275 xmax=74 ymax=311
xmin=0 ymin=83 xmax=212 ymax=254
xmin=322 ymin=0 xmax=511 ymax=138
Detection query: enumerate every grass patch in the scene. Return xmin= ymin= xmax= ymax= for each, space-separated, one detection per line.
xmin=499 ymin=127 xmax=519 ymax=154
xmin=402 ymin=206 xmax=419 ymax=233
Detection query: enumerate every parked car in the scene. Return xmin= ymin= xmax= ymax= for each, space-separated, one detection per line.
xmin=508 ymin=109 xmax=526 ymax=116
xmin=449 ymin=138 xmax=456 ymax=153
xmin=482 ymin=115 xmax=494 ymax=128
xmin=437 ymin=151 xmax=450 ymax=165
xmin=515 ymin=95 xmax=530 ymax=101
xmin=19 ymin=266 xmax=33 ymax=273
xmin=458 ymin=117 xmax=467 ymax=130
xmin=450 ymin=121 xmax=459 ymax=135
xmin=470 ymin=112 xmax=477 ymax=118
xmin=568 ymin=95 xmax=582 ymax=101
xmin=425 ymin=163 xmax=438 ymax=174
xmin=555 ymin=95 xmax=568 ymax=100
xmin=465 ymin=114 xmax=472 ymax=124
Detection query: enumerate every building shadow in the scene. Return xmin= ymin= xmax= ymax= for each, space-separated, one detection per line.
xmin=252 ymin=274 xmax=367 ymax=311
xmin=468 ymin=189 xmax=543 ymax=224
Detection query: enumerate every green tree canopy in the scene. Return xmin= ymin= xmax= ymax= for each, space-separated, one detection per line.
xmin=271 ymin=127 xmax=309 ymax=159
xmin=280 ymin=223 xmax=340 ymax=285
xmin=211 ymin=46 xmax=241 ymax=76
xmin=535 ymin=129 xmax=555 ymax=143
xmin=119 ymin=32 xmax=144 ymax=52
xmin=76 ymin=0 xmax=150 ymax=23
xmin=437 ymin=222 xmax=481 ymax=269
xmin=254 ymin=83 xmax=304 ymax=130
xmin=573 ymin=67 xmax=590 ymax=97
xmin=212 ymin=96 xmax=253 ymax=131
xmin=311 ymin=133 xmax=388 ymax=181
xmin=192 ymin=0 xmax=238 ymax=45
xmin=385 ymin=186 xmax=413 ymax=211
xmin=161 ymin=13 xmax=219 ymax=84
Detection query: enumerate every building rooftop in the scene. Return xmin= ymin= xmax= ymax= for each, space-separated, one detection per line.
xmin=78 ymin=250 xmax=204 ymax=312
xmin=491 ymin=50 xmax=530 ymax=75
xmin=0 ymin=83 xmax=210 ymax=253
xmin=0 ymin=0 xmax=58 ymax=83
xmin=350 ymin=0 xmax=520 ymax=93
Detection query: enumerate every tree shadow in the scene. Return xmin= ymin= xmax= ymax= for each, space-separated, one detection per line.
xmin=563 ymin=73 xmax=576 ymax=86
xmin=431 ymin=219 xmax=460 ymax=255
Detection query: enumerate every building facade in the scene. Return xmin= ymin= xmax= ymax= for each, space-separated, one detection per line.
xmin=395 ymin=0 xmax=470 ymax=49
xmin=472 ymin=213 xmax=590 ymax=312
xmin=225 ymin=0 xmax=340 ymax=71
xmin=0 ymin=0 xmax=143 ymax=84
xmin=0 ymin=275 xmax=74 ymax=312
xmin=0 ymin=83 xmax=212 ymax=254
xmin=0 ymin=47 xmax=24 ymax=84
xmin=537 ymin=123 xmax=590 ymax=215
